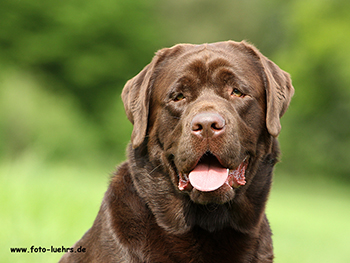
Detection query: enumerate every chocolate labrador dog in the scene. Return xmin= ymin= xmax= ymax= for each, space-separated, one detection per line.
xmin=60 ymin=41 xmax=294 ymax=263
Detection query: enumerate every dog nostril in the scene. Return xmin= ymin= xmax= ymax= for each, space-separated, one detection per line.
xmin=211 ymin=116 xmax=225 ymax=130
xmin=211 ymin=122 xmax=223 ymax=131
xmin=191 ymin=112 xmax=225 ymax=137
xmin=192 ymin=123 xmax=203 ymax=131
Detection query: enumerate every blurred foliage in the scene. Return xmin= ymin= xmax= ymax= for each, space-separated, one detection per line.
xmin=0 ymin=0 xmax=161 ymax=166
xmin=274 ymin=0 xmax=350 ymax=179
xmin=0 ymin=0 xmax=349 ymax=180
xmin=0 ymin=0 xmax=160 ymax=111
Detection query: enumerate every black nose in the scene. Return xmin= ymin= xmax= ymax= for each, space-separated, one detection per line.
xmin=191 ymin=112 xmax=225 ymax=138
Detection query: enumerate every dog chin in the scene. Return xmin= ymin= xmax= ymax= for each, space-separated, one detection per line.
xmin=189 ymin=185 xmax=236 ymax=205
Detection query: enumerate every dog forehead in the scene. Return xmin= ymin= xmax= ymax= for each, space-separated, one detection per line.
xmin=152 ymin=42 xmax=262 ymax=99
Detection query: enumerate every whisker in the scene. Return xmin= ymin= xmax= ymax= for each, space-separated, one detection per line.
xmin=149 ymin=164 xmax=163 ymax=175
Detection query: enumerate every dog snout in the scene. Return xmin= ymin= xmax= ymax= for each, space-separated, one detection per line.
xmin=191 ymin=112 xmax=225 ymax=138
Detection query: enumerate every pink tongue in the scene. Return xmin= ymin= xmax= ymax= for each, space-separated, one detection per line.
xmin=189 ymin=162 xmax=228 ymax=192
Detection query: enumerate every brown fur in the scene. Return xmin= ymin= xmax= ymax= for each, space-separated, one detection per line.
xmin=59 ymin=41 xmax=294 ymax=263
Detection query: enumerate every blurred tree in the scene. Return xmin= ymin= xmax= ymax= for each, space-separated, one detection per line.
xmin=0 ymin=0 xmax=162 ymax=114
xmin=0 ymin=0 xmax=164 ymax=165
xmin=274 ymin=0 xmax=350 ymax=180
xmin=157 ymin=0 xmax=289 ymax=55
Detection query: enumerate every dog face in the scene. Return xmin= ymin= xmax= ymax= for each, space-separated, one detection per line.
xmin=122 ymin=41 xmax=293 ymax=233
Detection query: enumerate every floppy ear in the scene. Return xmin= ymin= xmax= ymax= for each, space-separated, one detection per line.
xmin=121 ymin=51 xmax=165 ymax=148
xmin=241 ymin=41 xmax=294 ymax=137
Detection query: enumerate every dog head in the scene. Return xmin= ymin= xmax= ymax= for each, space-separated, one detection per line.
xmin=122 ymin=41 xmax=293 ymax=233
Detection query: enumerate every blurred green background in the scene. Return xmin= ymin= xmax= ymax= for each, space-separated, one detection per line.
xmin=1 ymin=0 xmax=350 ymax=262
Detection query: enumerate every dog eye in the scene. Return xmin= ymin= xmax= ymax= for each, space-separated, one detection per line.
xmin=174 ymin=93 xmax=185 ymax=102
xmin=231 ymin=88 xmax=244 ymax=97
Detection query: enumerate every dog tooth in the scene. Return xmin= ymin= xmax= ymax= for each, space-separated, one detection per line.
xmin=183 ymin=173 xmax=188 ymax=181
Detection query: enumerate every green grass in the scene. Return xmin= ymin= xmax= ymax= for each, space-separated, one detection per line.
xmin=267 ymin=174 xmax=350 ymax=263
xmin=1 ymin=157 xmax=110 ymax=263
xmin=1 ymin=158 xmax=350 ymax=263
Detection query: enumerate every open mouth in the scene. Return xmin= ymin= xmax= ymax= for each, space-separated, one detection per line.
xmin=178 ymin=153 xmax=249 ymax=192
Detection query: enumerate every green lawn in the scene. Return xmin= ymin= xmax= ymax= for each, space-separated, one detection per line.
xmin=268 ymin=174 xmax=350 ymax=262
xmin=1 ymin=158 xmax=350 ymax=263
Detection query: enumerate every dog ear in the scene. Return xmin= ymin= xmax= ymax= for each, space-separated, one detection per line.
xmin=262 ymin=58 xmax=294 ymax=137
xmin=121 ymin=60 xmax=154 ymax=149
xmin=121 ymin=50 xmax=167 ymax=148
xmin=241 ymin=41 xmax=294 ymax=137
